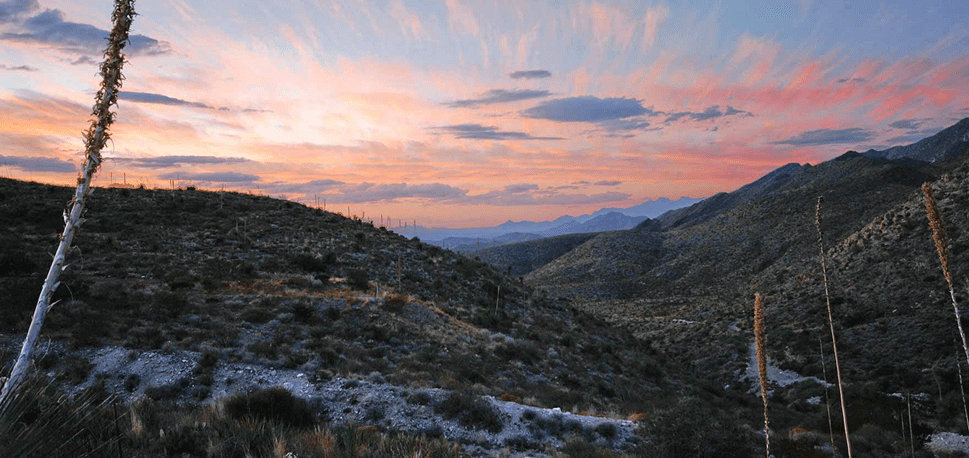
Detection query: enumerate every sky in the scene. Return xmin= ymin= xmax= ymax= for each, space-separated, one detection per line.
xmin=1 ymin=0 xmax=968 ymax=227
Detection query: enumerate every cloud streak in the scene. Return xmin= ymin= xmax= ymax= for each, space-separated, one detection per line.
xmin=772 ymin=128 xmax=876 ymax=146
xmin=0 ymin=63 xmax=36 ymax=71
xmin=665 ymin=106 xmax=753 ymax=123
xmin=0 ymin=154 xmax=75 ymax=172
xmin=1 ymin=7 xmax=170 ymax=56
xmin=159 ymin=171 xmax=260 ymax=183
xmin=509 ymin=70 xmax=551 ymax=79
xmin=521 ymin=96 xmax=653 ymax=123
xmin=436 ymin=123 xmax=562 ymax=140
xmin=446 ymin=89 xmax=551 ymax=108
xmin=113 ymin=155 xmax=251 ymax=168
xmin=119 ymin=92 xmax=213 ymax=109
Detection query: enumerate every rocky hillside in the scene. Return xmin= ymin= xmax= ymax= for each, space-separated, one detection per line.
xmin=529 ymin=152 xmax=948 ymax=301
xmin=471 ymin=232 xmax=599 ymax=277
xmin=0 ymin=178 xmax=678 ymax=456
xmin=864 ymin=117 xmax=969 ymax=162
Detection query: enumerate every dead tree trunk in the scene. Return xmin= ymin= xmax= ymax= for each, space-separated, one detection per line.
xmin=0 ymin=0 xmax=136 ymax=412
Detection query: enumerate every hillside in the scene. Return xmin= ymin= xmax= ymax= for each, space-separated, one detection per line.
xmin=529 ymin=153 xmax=946 ymax=300
xmin=864 ymin=117 xmax=969 ymax=162
xmin=471 ymin=232 xmax=600 ymax=277
xmin=0 ymin=178 xmax=678 ymax=456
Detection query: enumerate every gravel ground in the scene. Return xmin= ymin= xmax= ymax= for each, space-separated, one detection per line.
xmin=16 ymin=341 xmax=642 ymax=457
xmin=743 ymin=341 xmax=828 ymax=393
xmin=927 ymin=432 xmax=969 ymax=456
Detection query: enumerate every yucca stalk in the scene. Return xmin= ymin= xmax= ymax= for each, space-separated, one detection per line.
xmin=922 ymin=184 xmax=969 ymax=372
xmin=0 ymin=0 xmax=136 ymax=411
xmin=754 ymin=293 xmax=770 ymax=458
xmin=960 ymin=353 xmax=969 ymax=432
xmin=816 ymin=196 xmax=852 ymax=457
xmin=819 ymin=335 xmax=835 ymax=451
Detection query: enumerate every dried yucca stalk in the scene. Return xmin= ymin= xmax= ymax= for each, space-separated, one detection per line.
xmin=754 ymin=293 xmax=770 ymax=458
xmin=922 ymin=183 xmax=969 ymax=371
xmin=0 ymin=0 xmax=136 ymax=411
xmin=816 ymin=196 xmax=853 ymax=457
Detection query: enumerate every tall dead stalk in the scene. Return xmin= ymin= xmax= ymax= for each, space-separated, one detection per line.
xmin=816 ymin=196 xmax=852 ymax=457
xmin=754 ymin=293 xmax=770 ymax=458
xmin=0 ymin=0 xmax=136 ymax=411
xmin=923 ymin=184 xmax=969 ymax=371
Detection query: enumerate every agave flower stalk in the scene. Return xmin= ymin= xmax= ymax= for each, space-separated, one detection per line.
xmin=0 ymin=0 xmax=136 ymax=411
xmin=816 ymin=196 xmax=852 ymax=457
xmin=922 ymin=184 xmax=969 ymax=371
xmin=754 ymin=293 xmax=770 ymax=458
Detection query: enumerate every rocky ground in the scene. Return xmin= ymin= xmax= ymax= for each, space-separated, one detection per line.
xmin=3 ymin=335 xmax=642 ymax=457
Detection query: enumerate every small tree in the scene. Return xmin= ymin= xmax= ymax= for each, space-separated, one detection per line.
xmin=0 ymin=0 xmax=137 ymax=411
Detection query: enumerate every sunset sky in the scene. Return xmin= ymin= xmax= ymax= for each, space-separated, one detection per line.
xmin=2 ymin=0 xmax=968 ymax=227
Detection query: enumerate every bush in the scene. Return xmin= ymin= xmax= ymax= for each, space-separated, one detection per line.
xmin=435 ymin=391 xmax=504 ymax=433
xmin=643 ymin=398 xmax=754 ymax=458
xmin=223 ymin=387 xmax=317 ymax=428
xmin=346 ymin=268 xmax=370 ymax=290
xmin=56 ymin=356 xmax=93 ymax=385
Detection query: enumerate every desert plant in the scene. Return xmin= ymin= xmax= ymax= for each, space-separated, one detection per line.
xmin=223 ymin=387 xmax=317 ymax=428
xmin=0 ymin=0 xmax=136 ymax=409
xmin=435 ymin=390 xmax=504 ymax=433
xmin=923 ymin=184 xmax=969 ymax=373
xmin=816 ymin=196 xmax=853 ymax=457
xmin=754 ymin=293 xmax=770 ymax=457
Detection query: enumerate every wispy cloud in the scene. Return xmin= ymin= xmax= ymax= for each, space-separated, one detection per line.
xmin=323 ymin=182 xmax=469 ymax=203
xmin=119 ymin=91 xmax=213 ymax=109
xmin=889 ymin=119 xmax=922 ymax=129
xmin=435 ymin=123 xmax=562 ymax=140
xmin=113 ymin=155 xmax=251 ymax=168
xmin=1 ymin=7 xmax=170 ymax=56
xmin=521 ymin=96 xmax=653 ymax=123
xmin=0 ymin=63 xmax=36 ymax=71
xmin=772 ymin=127 xmax=875 ymax=146
xmin=0 ymin=154 xmax=75 ymax=172
xmin=446 ymin=89 xmax=550 ymax=108
xmin=0 ymin=0 xmax=38 ymax=23
xmin=665 ymin=106 xmax=753 ymax=123
xmin=509 ymin=69 xmax=551 ymax=79
xmin=159 ymin=171 xmax=260 ymax=183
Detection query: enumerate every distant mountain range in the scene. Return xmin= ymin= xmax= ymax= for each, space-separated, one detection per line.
xmin=392 ymin=196 xmax=702 ymax=252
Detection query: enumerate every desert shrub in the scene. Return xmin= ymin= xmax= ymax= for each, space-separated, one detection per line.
xmin=223 ymin=387 xmax=317 ymax=428
xmin=247 ymin=341 xmax=278 ymax=359
xmin=435 ymin=391 xmax=504 ymax=433
xmin=382 ymin=293 xmax=407 ymax=313
xmin=57 ymin=356 xmax=94 ymax=385
xmin=472 ymin=309 xmax=512 ymax=333
xmin=124 ymin=374 xmax=140 ymax=392
xmin=642 ymin=398 xmax=754 ymax=458
xmin=494 ymin=342 xmax=542 ymax=364
xmin=240 ymin=305 xmax=274 ymax=324
xmin=125 ymin=326 xmax=166 ymax=350
xmin=292 ymin=252 xmax=336 ymax=274
xmin=562 ymin=437 xmax=614 ymax=458
xmin=346 ymin=268 xmax=370 ymax=290
xmin=291 ymin=301 xmax=316 ymax=323
xmin=505 ymin=435 xmax=541 ymax=451
xmin=144 ymin=383 xmax=184 ymax=402
xmin=283 ymin=350 xmax=312 ymax=369
xmin=594 ymin=422 xmax=617 ymax=440
xmin=407 ymin=391 xmax=434 ymax=406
